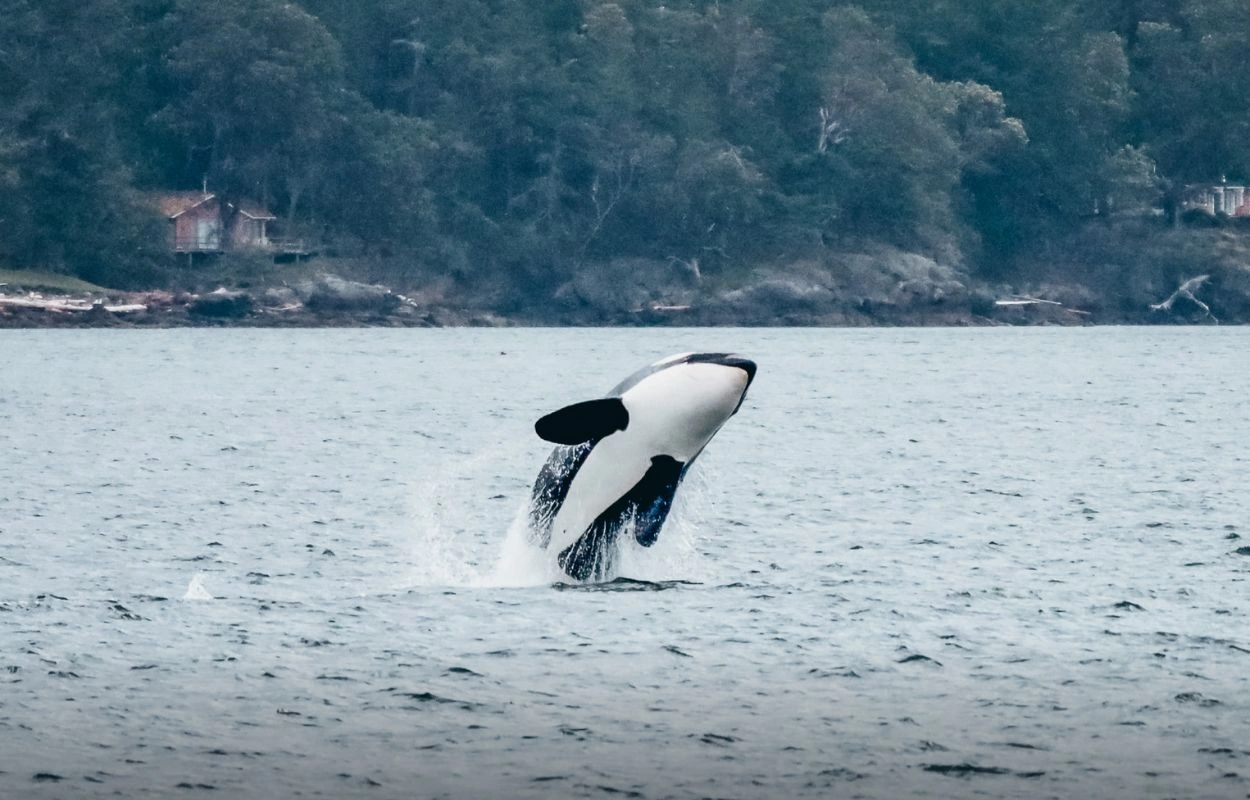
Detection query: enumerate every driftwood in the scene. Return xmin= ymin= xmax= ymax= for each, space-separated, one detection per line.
xmin=1150 ymin=274 xmax=1216 ymax=323
xmin=992 ymin=295 xmax=1089 ymax=315
xmin=0 ymin=294 xmax=147 ymax=314
xmin=994 ymin=295 xmax=1063 ymax=307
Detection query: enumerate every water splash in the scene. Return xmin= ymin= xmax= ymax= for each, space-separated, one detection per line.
xmin=399 ymin=477 xmax=491 ymax=588
xmin=182 ymin=573 xmax=214 ymax=601
xmin=480 ymin=504 xmax=561 ymax=587
xmin=398 ymin=460 xmax=715 ymax=589
xmin=396 ymin=443 xmax=554 ymax=588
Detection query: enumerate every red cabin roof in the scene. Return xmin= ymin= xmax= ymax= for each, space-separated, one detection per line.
xmin=230 ymin=200 xmax=277 ymax=220
xmin=158 ymin=192 xmax=216 ymax=218
xmin=155 ymin=192 xmax=277 ymax=220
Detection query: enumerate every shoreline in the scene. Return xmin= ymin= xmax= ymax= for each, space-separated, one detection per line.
xmin=0 ymin=299 xmax=1218 ymax=329
xmin=2 ymin=268 xmax=1238 ymax=329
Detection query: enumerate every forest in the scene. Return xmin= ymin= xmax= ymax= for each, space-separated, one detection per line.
xmin=2 ymin=0 xmax=1249 ymax=316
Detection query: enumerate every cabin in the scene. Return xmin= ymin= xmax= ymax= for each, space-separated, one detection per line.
xmin=156 ymin=192 xmax=277 ymax=254
xmin=1179 ymin=181 xmax=1250 ymax=217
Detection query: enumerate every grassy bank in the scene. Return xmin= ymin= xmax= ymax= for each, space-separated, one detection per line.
xmin=0 ymin=269 xmax=110 ymax=294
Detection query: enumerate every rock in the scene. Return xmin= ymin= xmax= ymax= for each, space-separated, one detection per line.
xmin=699 ymin=251 xmax=971 ymax=324
xmin=727 ymin=277 xmax=838 ymax=309
xmin=834 ymin=250 xmax=969 ymax=310
xmin=83 ymin=302 xmax=126 ymax=327
xmin=710 ymin=274 xmax=839 ymax=325
xmin=1027 ymin=282 xmax=1103 ymax=310
xmin=188 ymin=288 xmax=254 ymax=319
xmin=261 ymin=286 xmax=300 ymax=308
xmin=296 ymin=275 xmax=399 ymax=313
xmin=132 ymin=290 xmax=178 ymax=308
xmin=556 ymin=258 xmax=699 ymax=314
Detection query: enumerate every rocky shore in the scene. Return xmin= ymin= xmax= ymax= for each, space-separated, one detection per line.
xmin=3 ymin=248 xmax=1246 ymax=328
xmin=0 ymin=275 xmax=498 ymax=329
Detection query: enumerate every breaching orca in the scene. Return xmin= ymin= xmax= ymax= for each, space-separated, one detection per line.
xmin=527 ymin=352 xmax=756 ymax=582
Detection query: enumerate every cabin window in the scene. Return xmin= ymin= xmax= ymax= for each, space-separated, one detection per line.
xmin=196 ymin=218 xmax=221 ymax=250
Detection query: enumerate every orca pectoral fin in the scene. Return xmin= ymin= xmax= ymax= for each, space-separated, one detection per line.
xmin=555 ymin=456 xmax=684 ymax=581
xmin=632 ymin=456 xmax=684 ymax=547
xmin=535 ymin=398 xmax=629 ymax=445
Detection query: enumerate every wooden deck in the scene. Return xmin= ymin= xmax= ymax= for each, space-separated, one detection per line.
xmin=172 ymin=236 xmax=317 ymax=258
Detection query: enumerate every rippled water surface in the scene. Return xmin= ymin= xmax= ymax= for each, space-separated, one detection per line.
xmin=2 ymin=328 xmax=1249 ymax=799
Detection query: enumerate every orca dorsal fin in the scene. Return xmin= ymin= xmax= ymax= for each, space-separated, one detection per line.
xmin=535 ymin=398 xmax=629 ymax=445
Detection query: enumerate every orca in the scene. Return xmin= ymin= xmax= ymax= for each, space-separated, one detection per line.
xmin=527 ymin=352 xmax=756 ymax=582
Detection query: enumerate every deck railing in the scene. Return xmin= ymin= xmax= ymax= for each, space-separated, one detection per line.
xmin=171 ymin=236 xmax=316 ymax=255
xmin=266 ymin=237 xmax=315 ymax=255
xmin=173 ymin=235 xmax=222 ymax=253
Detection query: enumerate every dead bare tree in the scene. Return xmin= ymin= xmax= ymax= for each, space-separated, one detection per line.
xmin=1150 ymin=274 xmax=1217 ymax=323
xmin=576 ymin=151 xmax=636 ymax=265
xmin=666 ymin=256 xmax=702 ymax=282
xmin=817 ymin=107 xmax=848 ymax=153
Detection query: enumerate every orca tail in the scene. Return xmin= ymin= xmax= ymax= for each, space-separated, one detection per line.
xmin=557 ymin=522 xmax=616 ymax=582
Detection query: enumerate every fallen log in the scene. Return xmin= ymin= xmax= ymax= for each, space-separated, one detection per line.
xmin=0 ymin=294 xmax=147 ymax=314
xmin=993 ymin=295 xmax=1063 ymax=307
xmin=1150 ymin=275 xmax=1216 ymax=323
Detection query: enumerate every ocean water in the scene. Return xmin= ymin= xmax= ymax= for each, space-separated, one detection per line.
xmin=1 ymin=327 xmax=1248 ymax=800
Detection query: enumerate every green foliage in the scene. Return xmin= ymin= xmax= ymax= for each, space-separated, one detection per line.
xmin=153 ymin=0 xmax=349 ymax=208
xmin=0 ymin=0 xmax=169 ymax=284
xmin=1131 ymin=2 xmax=1250 ymax=183
xmin=0 ymin=0 xmax=1243 ymax=290
xmin=811 ymin=8 xmax=965 ymax=253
